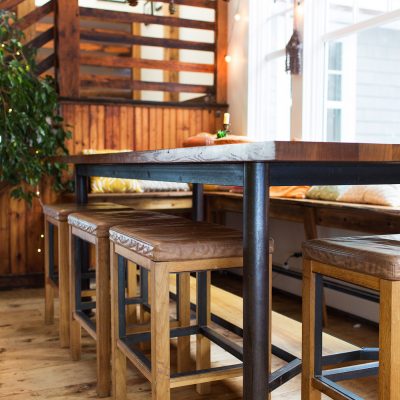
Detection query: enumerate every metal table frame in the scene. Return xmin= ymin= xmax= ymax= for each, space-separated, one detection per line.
xmin=73 ymin=160 xmax=400 ymax=400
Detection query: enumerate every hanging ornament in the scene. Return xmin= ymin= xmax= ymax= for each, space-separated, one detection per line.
xmin=285 ymin=30 xmax=303 ymax=75
xmin=169 ymin=0 xmax=176 ymax=14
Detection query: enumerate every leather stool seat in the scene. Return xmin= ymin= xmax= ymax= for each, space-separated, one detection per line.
xmin=43 ymin=202 xmax=130 ymax=221
xmin=111 ymin=221 xmax=274 ymax=261
xmin=68 ymin=210 xmax=181 ymax=238
xmin=303 ymin=234 xmax=400 ymax=280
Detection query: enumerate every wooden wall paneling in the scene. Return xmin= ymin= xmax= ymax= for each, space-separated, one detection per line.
xmin=89 ymin=105 xmax=98 ymax=150
xmin=162 ymin=108 xmax=171 ymax=149
xmin=111 ymin=106 xmax=121 ymax=149
xmin=62 ymin=104 xmax=75 ymax=154
xmin=73 ymin=104 xmax=83 ymax=154
xmin=176 ymin=109 xmax=184 ymax=147
xmin=149 ymin=108 xmax=157 ymax=150
xmin=119 ymin=106 xmax=128 ymax=150
xmin=142 ymin=107 xmax=150 ymax=151
xmin=182 ymin=109 xmax=190 ymax=142
xmin=26 ymin=196 xmax=45 ymax=273
xmin=134 ymin=107 xmax=143 ymax=151
xmin=127 ymin=106 xmax=134 ymax=149
xmin=81 ymin=104 xmax=90 ymax=151
xmin=195 ymin=109 xmax=202 ymax=133
xmin=202 ymin=109 xmax=210 ymax=132
xmin=189 ymin=109 xmax=196 ymax=136
xmin=9 ymin=198 xmax=26 ymax=275
xmin=170 ymin=107 xmax=177 ymax=149
xmin=104 ymin=106 xmax=114 ymax=149
xmin=156 ymin=107 xmax=163 ymax=149
xmin=97 ymin=105 xmax=105 ymax=150
xmin=0 ymin=188 xmax=11 ymax=275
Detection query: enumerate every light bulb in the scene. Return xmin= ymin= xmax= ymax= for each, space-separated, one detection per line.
xmin=234 ymin=13 xmax=241 ymax=21
xmin=37 ymin=248 xmax=42 ymax=253
xmin=225 ymin=54 xmax=232 ymax=63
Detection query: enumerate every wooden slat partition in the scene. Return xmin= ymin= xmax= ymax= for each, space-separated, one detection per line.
xmin=0 ymin=100 xmax=224 ymax=287
xmin=79 ymin=7 xmax=215 ymax=30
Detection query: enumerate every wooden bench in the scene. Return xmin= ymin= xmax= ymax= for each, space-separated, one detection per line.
xmin=205 ymin=191 xmax=400 ymax=239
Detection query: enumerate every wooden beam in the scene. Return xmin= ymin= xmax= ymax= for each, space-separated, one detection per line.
xmin=55 ymin=0 xmax=80 ymax=97
xmin=80 ymin=29 xmax=215 ymax=52
xmin=79 ymin=7 xmax=215 ymax=31
xmin=215 ymin=0 xmax=227 ymax=103
xmin=25 ymin=27 xmax=54 ymax=50
xmin=80 ymin=53 xmax=214 ymax=73
xmin=164 ymin=4 xmax=180 ymax=102
xmin=80 ymin=75 xmax=214 ymax=94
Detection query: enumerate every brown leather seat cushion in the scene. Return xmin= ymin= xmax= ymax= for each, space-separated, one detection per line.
xmin=110 ymin=222 xmax=274 ymax=262
xmin=43 ymin=202 xmax=131 ymax=221
xmin=68 ymin=210 xmax=182 ymax=237
xmin=303 ymin=235 xmax=400 ymax=280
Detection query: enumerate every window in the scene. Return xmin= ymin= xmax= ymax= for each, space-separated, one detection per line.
xmin=234 ymin=0 xmax=400 ymax=143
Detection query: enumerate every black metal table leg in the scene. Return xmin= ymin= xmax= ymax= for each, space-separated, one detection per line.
xmin=243 ymin=162 xmax=270 ymax=400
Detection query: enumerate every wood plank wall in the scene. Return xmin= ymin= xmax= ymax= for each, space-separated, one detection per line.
xmin=0 ymin=101 xmax=223 ymax=288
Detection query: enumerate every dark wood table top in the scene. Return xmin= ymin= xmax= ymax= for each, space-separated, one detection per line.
xmin=57 ymin=141 xmax=400 ymax=164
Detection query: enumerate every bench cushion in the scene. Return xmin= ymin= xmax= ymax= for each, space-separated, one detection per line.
xmin=43 ymin=202 xmax=131 ymax=221
xmin=68 ymin=210 xmax=181 ymax=238
xmin=110 ymin=222 xmax=274 ymax=262
xmin=303 ymin=235 xmax=400 ymax=280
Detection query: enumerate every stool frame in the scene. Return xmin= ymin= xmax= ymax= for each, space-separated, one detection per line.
xmin=302 ymin=259 xmax=400 ymax=400
xmin=111 ymin=240 xmax=245 ymax=400
xmin=44 ymin=215 xmax=71 ymax=348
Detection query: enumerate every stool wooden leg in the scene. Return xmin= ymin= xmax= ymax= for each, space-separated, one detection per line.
xmin=69 ymin=229 xmax=81 ymax=361
xmin=44 ymin=218 xmax=54 ymax=325
xmin=196 ymin=271 xmax=211 ymax=395
xmin=58 ymin=221 xmax=70 ymax=348
xmin=151 ymin=264 xmax=170 ymax=400
xmin=302 ymin=259 xmax=321 ymax=400
xmin=111 ymin=244 xmax=127 ymax=400
xmin=177 ymin=272 xmax=191 ymax=373
xmin=127 ymin=261 xmax=138 ymax=324
xmin=96 ymin=237 xmax=111 ymax=397
xmin=379 ymin=279 xmax=400 ymax=400
xmin=139 ymin=268 xmax=151 ymax=351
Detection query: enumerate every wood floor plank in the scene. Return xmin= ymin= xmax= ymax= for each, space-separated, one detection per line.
xmin=0 ymin=285 xmax=377 ymax=399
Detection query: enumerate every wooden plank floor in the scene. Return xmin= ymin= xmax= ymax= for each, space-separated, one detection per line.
xmin=0 ymin=282 xmax=377 ymax=399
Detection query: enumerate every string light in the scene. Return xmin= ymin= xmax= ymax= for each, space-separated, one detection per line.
xmin=40 ymin=234 xmax=44 ymax=238
xmin=224 ymin=54 xmax=232 ymax=63
xmin=37 ymin=248 xmax=42 ymax=253
xmin=234 ymin=13 xmax=241 ymax=21
xmin=296 ymin=0 xmax=304 ymax=17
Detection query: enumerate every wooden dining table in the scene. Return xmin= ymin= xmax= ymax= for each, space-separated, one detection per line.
xmin=60 ymin=140 xmax=400 ymax=400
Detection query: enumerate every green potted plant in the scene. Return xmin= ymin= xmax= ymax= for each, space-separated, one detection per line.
xmin=0 ymin=10 xmax=71 ymax=203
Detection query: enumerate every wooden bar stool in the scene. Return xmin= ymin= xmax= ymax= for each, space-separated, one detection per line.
xmin=42 ymin=202 xmax=130 ymax=348
xmin=109 ymin=220 xmax=274 ymax=400
xmin=68 ymin=210 xmax=184 ymax=397
xmin=302 ymin=235 xmax=400 ymax=400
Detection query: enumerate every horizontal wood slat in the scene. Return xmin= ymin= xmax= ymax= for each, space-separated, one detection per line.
xmin=151 ymin=0 xmax=216 ymax=8
xmin=0 ymin=0 xmax=26 ymax=10
xmin=80 ymin=29 xmax=215 ymax=52
xmin=16 ymin=0 xmax=54 ymax=31
xmin=36 ymin=53 xmax=55 ymax=74
xmin=80 ymin=75 xmax=214 ymax=94
xmin=80 ymin=7 xmax=215 ymax=31
xmin=26 ymin=27 xmax=54 ymax=49
xmin=80 ymin=53 xmax=214 ymax=73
